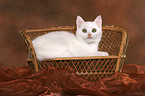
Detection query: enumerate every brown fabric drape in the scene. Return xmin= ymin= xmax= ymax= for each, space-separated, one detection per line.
xmin=0 ymin=64 xmax=145 ymax=96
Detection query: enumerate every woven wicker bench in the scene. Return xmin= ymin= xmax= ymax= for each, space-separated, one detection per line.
xmin=20 ymin=25 xmax=128 ymax=81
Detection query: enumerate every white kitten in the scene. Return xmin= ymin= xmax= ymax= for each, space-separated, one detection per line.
xmin=32 ymin=15 xmax=109 ymax=61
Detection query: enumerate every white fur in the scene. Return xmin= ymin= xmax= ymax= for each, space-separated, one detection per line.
xmin=32 ymin=15 xmax=109 ymax=61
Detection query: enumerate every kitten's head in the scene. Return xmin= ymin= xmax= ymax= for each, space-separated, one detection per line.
xmin=76 ymin=15 xmax=102 ymax=44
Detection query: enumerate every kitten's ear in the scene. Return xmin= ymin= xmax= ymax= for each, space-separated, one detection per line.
xmin=76 ymin=16 xmax=84 ymax=28
xmin=94 ymin=15 xmax=102 ymax=28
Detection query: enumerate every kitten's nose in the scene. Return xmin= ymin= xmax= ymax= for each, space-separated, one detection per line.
xmin=88 ymin=33 xmax=92 ymax=37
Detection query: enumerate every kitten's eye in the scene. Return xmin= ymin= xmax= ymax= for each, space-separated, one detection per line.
xmin=92 ymin=28 xmax=97 ymax=33
xmin=82 ymin=29 xmax=87 ymax=33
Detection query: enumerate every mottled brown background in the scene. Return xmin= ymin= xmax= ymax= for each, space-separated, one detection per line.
xmin=0 ymin=0 xmax=145 ymax=68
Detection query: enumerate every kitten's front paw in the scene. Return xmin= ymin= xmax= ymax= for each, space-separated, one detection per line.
xmin=97 ymin=51 xmax=109 ymax=56
xmin=103 ymin=52 xmax=109 ymax=56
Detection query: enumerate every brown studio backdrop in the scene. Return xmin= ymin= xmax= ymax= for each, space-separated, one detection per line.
xmin=0 ymin=0 xmax=145 ymax=68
